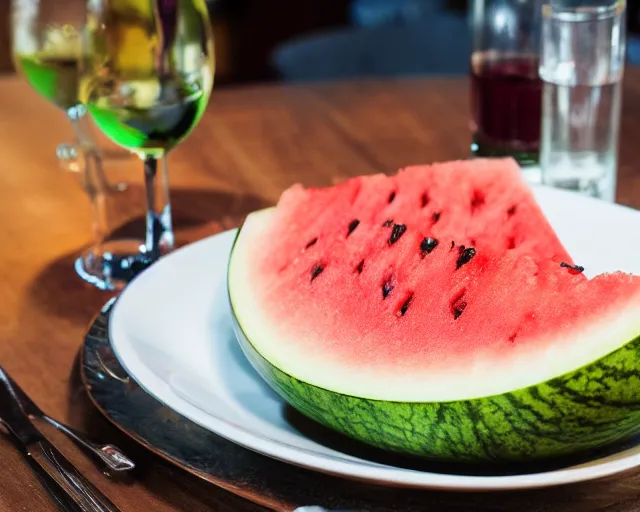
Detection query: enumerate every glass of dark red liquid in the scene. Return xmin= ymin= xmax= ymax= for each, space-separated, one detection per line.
xmin=470 ymin=0 xmax=544 ymax=167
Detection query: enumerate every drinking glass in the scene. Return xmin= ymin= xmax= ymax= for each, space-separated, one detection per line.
xmin=469 ymin=0 xmax=545 ymax=168
xmin=11 ymin=0 xmax=142 ymax=290
xmin=83 ymin=0 xmax=215 ymax=270
xmin=539 ymin=0 xmax=626 ymax=203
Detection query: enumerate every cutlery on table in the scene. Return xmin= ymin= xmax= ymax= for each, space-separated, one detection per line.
xmin=5 ymin=371 xmax=134 ymax=475
xmin=294 ymin=508 xmax=360 ymax=511
xmin=0 ymin=367 xmax=121 ymax=511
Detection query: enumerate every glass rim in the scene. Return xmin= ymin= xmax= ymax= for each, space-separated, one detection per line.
xmin=542 ymin=0 xmax=625 ymax=22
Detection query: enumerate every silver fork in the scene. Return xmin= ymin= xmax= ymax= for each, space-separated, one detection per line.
xmin=6 ymin=373 xmax=134 ymax=476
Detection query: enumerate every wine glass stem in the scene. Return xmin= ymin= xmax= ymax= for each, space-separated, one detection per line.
xmin=143 ymin=156 xmax=174 ymax=263
xmin=68 ymin=106 xmax=97 ymax=151
xmin=67 ymin=106 xmax=111 ymax=192
xmin=66 ymin=110 xmax=108 ymax=253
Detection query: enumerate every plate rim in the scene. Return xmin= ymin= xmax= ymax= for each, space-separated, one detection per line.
xmin=80 ymin=298 xmax=288 ymax=511
xmin=108 ymin=188 xmax=640 ymax=491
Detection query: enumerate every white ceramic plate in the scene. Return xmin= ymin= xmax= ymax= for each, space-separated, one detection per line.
xmin=109 ymin=186 xmax=640 ymax=491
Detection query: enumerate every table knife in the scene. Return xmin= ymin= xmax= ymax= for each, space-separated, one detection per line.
xmin=5 ymin=371 xmax=134 ymax=475
xmin=0 ymin=367 xmax=120 ymax=512
xmin=293 ymin=507 xmax=359 ymax=511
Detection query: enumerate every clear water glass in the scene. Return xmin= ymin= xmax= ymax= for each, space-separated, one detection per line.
xmin=539 ymin=0 xmax=626 ymax=202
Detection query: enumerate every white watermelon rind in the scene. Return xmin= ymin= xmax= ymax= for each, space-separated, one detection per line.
xmin=231 ymin=307 xmax=640 ymax=462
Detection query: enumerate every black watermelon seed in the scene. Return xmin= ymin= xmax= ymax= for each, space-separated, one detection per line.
xmin=456 ymin=247 xmax=477 ymax=269
xmin=432 ymin=211 xmax=442 ymax=223
xmin=388 ymin=191 xmax=396 ymax=203
xmin=382 ymin=278 xmax=394 ymax=299
xmin=421 ymin=193 xmax=429 ymax=208
xmin=453 ymin=301 xmax=467 ymax=320
xmin=450 ymin=241 xmax=455 ymax=251
xmin=397 ymin=293 xmax=414 ymax=317
xmin=347 ymin=219 xmax=360 ymax=236
xmin=355 ymin=260 xmax=365 ymax=274
xmin=420 ymin=237 xmax=439 ymax=257
xmin=310 ymin=263 xmax=324 ymax=282
xmin=560 ymin=262 xmax=585 ymax=273
xmin=451 ymin=290 xmax=466 ymax=319
xmin=305 ymin=238 xmax=318 ymax=249
xmin=382 ymin=219 xmax=394 ymax=227
xmin=388 ymin=224 xmax=407 ymax=245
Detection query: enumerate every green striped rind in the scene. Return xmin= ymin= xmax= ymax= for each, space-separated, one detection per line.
xmin=233 ymin=315 xmax=640 ymax=462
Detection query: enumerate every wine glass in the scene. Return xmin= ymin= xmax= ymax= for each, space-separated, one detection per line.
xmin=11 ymin=0 xmax=143 ymax=290
xmin=83 ymin=0 xmax=215 ymax=270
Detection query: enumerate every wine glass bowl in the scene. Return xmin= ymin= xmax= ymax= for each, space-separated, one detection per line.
xmin=84 ymin=0 xmax=215 ymax=266
xmin=15 ymin=27 xmax=82 ymax=111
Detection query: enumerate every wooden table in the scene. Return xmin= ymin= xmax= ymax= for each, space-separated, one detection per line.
xmin=1 ymin=69 xmax=640 ymax=512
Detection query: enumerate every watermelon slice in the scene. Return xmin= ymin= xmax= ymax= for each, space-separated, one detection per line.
xmin=228 ymin=158 xmax=640 ymax=462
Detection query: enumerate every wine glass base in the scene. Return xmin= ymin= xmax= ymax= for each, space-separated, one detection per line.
xmin=75 ymin=239 xmax=146 ymax=291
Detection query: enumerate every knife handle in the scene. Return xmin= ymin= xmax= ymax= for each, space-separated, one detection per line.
xmin=29 ymin=439 xmax=120 ymax=512
xmin=22 ymin=455 xmax=84 ymax=512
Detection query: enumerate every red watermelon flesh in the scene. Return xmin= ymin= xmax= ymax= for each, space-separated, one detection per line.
xmin=230 ymin=158 xmax=640 ymax=401
xmin=275 ymin=158 xmax=574 ymax=270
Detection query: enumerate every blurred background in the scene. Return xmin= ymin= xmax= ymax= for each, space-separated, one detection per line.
xmin=2 ymin=0 xmax=640 ymax=85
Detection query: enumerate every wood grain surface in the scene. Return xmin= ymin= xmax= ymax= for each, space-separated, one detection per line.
xmin=0 ymin=69 xmax=639 ymax=512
